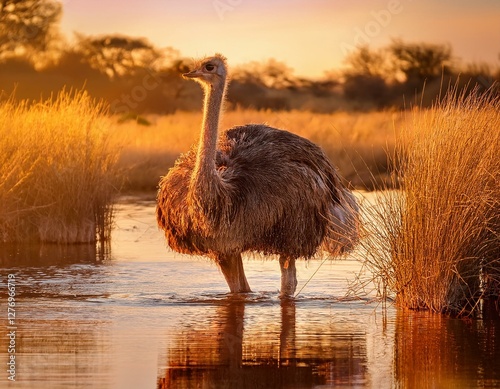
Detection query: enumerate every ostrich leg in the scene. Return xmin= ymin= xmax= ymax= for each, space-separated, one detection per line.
xmin=279 ymin=256 xmax=298 ymax=298
xmin=217 ymin=253 xmax=251 ymax=293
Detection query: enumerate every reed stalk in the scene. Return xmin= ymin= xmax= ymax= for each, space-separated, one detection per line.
xmin=358 ymin=88 xmax=500 ymax=314
xmin=0 ymin=90 xmax=119 ymax=244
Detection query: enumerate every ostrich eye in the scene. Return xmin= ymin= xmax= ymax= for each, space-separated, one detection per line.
xmin=205 ymin=64 xmax=215 ymax=72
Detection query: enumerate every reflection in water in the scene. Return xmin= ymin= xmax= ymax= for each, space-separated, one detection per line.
xmin=159 ymin=298 xmax=368 ymax=388
xmin=0 ymin=242 xmax=106 ymax=266
xmin=0 ymin=249 xmax=112 ymax=388
xmin=0 ymin=198 xmax=499 ymax=389
xmin=161 ymin=300 xmax=500 ymax=389
xmin=395 ymin=309 xmax=500 ymax=388
xmin=0 ymin=317 xmax=111 ymax=387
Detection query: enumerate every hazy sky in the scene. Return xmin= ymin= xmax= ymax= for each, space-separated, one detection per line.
xmin=60 ymin=0 xmax=500 ymax=77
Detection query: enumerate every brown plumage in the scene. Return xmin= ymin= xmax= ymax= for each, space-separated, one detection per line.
xmin=157 ymin=54 xmax=359 ymax=297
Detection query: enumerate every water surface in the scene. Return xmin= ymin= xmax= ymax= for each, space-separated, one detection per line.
xmin=1 ymin=194 xmax=499 ymax=388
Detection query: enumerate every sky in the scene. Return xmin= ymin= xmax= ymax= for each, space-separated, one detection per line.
xmin=60 ymin=0 xmax=500 ymax=78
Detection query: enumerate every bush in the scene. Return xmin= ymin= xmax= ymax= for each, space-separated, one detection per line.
xmin=359 ymin=87 xmax=500 ymax=315
xmin=0 ymin=90 xmax=119 ymax=244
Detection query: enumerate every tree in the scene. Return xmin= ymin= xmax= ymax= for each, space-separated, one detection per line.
xmin=343 ymin=45 xmax=387 ymax=78
xmin=233 ymin=58 xmax=297 ymax=89
xmin=389 ymin=39 xmax=453 ymax=82
xmin=0 ymin=0 xmax=62 ymax=62
xmin=74 ymin=33 xmax=162 ymax=78
xmin=341 ymin=45 xmax=389 ymax=106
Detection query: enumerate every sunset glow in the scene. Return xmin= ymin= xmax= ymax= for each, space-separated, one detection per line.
xmin=60 ymin=0 xmax=500 ymax=77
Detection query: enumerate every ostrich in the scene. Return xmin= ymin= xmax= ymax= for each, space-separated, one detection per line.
xmin=156 ymin=54 xmax=359 ymax=297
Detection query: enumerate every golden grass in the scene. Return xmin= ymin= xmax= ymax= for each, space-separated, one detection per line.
xmin=0 ymin=90 xmax=119 ymax=244
xmin=114 ymin=109 xmax=402 ymax=191
xmin=358 ymin=89 xmax=500 ymax=315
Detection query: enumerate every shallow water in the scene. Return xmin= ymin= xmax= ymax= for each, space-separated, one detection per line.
xmin=0 ymin=194 xmax=499 ymax=388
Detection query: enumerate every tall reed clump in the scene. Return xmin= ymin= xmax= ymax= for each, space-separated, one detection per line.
xmin=359 ymin=88 xmax=500 ymax=315
xmin=0 ymin=90 xmax=119 ymax=244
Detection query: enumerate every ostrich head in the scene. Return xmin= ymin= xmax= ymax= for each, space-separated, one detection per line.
xmin=183 ymin=53 xmax=228 ymax=88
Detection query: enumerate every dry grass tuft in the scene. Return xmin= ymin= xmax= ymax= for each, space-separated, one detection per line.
xmin=0 ymin=90 xmax=120 ymax=244
xmin=358 ymin=88 xmax=500 ymax=315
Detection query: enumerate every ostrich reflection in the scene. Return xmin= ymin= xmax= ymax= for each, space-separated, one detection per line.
xmin=158 ymin=298 xmax=366 ymax=388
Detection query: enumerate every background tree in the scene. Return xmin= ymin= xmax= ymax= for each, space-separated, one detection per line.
xmin=389 ymin=39 xmax=453 ymax=83
xmin=343 ymin=45 xmax=387 ymax=78
xmin=342 ymin=46 xmax=389 ymax=107
xmin=233 ymin=58 xmax=297 ymax=89
xmin=73 ymin=33 xmax=162 ymax=78
xmin=0 ymin=0 xmax=62 ymax=64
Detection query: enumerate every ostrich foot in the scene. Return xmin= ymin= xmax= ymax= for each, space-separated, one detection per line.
xmin=217 ymin=253 xmax=252 ymax=293
xmin=279 ymin=256 xmax=297 ymax=298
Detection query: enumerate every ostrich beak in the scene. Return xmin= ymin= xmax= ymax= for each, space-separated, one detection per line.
xmin=182 ymin=69 xmax=202 ymax=79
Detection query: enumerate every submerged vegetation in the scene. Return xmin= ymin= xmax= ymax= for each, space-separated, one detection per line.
xmin=359 ymin=89 xmax=500 ymax=315
xmin=0 ymin=90 xmax=119 ymax=244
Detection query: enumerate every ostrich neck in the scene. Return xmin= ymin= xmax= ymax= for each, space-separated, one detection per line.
xmin=191 ymin=81 xmax=225 ymax=194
